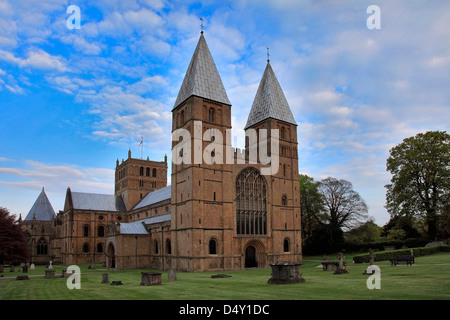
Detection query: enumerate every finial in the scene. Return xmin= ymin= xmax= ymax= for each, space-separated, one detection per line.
xmin=200 ymin=17 xmax=204 ymax=34
xmin=267 ymin=47 xmax=270 ymax=62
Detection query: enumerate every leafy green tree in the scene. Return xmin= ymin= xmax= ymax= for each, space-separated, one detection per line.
xmin=345 ymin=219 xmax=382 ymax=244
xmin=385 ymin=131 xmax=450 ymax=239
xmin=299 ymin=174 xmax=325 ymax=243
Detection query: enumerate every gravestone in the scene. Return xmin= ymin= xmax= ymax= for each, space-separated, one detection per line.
xmin=111 ymin=280 xmax=123 ymax=285
xmin=45 ymin=269 xmax=56 ymax=279
xmin=10 ymin=265 xmax=15 ymax=272
xmin=16 ymin=275 xmax=29 ymax=280
xmin=363 ymin=249 xmax=375 ymax=275
xmin=101 ymin=273 xmax=110 ymax=284
xmin=168 ymin=268 xmax=177 ymax=282
xmin=47 ymin=260 xmax=53 ymax=269
xmin=30 ymin=263 xmax=35 ymax=270
xmin=333 ymin=252 xmax=348 ymax=274
xmin=0 ymin=265 xmax=4 ymax=273
xmin=268 ymin=261 xmax=305 ymax=284
xmin=140 ymin=272 xmax=162 ymax=286
xmin=22 ymin=265 xmax=28 ymax=273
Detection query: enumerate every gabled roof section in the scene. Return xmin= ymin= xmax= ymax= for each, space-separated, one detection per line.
xmin=245 ymin=61 xmax=297 ymax=129
xmin=25 ymin=187 xmax=56 ymax=221
xmin=173 ymin=33 xmax=231 ymax=110
xmin=133 ymin=185 xmax=171 ymax=210
xmin=69 ymin=191 xmax=126 ymax=212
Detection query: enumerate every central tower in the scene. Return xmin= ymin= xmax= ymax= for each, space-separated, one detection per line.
xmin=171 ymin=32 xmax=234 ymax=271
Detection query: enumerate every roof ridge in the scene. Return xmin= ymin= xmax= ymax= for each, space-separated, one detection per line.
xmin=245 ymin=61 xmax=296 ymax=129
xmin=173 ymin=33 xmax=231 ymax=109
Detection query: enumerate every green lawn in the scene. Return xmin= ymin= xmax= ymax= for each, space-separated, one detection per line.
xmin=1 ymin=252 xmax=449 ymax=300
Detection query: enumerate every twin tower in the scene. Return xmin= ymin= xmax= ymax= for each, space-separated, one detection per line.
xmin=116 ymin=32 xmax=302 ymax=271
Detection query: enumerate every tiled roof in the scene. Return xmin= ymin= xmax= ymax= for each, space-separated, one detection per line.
xmin=24 ymin=187 xmax=56 ymax=221
xmin=245 ymin=62 xmax=297 ymax=129
xmin=173 ymin=33 xmax=231 ymax=109
xmin=119 ymin=213 xmax=171 ymax=235
xmin=70 ymin=192 xmax=126 ymax=212
xmin=133 ymin=185 xmax=171 ymax=210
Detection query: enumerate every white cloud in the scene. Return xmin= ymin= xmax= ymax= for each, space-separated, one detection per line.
xmin=0 ymin=48 xmax=68 ymax=72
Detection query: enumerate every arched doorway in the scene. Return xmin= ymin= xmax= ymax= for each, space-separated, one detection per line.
xmin=107 ymin=242 xmax=116 ymax=269
xmin=245 ymin=246 xmax=257 ymax=268
xmin=244 ymin=240 xmax=266 ymax=269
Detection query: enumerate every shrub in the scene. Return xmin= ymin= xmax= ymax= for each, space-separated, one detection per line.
xmin=352 ymin=245 xmax=450 ymax=263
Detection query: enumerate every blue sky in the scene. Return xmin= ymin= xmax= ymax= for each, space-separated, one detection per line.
xmin=0 ymin=0 xmax=449 ymax=225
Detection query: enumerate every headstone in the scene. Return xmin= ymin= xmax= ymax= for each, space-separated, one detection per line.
xmin=22 ymin=265 xmax=28 ymax=273
xmin=363 ymin=249 xmax=375 ymax=275
xmin=45 ymin=269 xmax=56 ymax=279
xmin=369 ymin=249 xmax=375 ymax=266
xmin=140 ymin=272 xmax=162 ymax=286
xmin=101 ymin=273 xmax=110 ymax=284
xmin=30 ymin=263 xmax=35 ymax=270
xmin=333 ymin=252 xmax=348 ymax=275
xmin=168 ymin=268 xmax=177 ymax=282
xmin=111 ymin=280 xmax=123 ymax=285
xmin=10 ymin=265 xmax=15 ymax=272
xmin=16 ymin=275 xmax=29 ymax=281
xmin=48 ymin=260 xmax=53 ymax=269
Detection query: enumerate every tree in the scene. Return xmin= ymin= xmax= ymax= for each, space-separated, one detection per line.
xmin=302 ymin=176 xmax=369 ymax=254
xmin=0 ymin=207 xmax=28 ymax=264
xmin=385 ymin=131 xmax=450 ymax=240
xmin=316 ymin=177 xmax=369 ymax=231
xmin=299 ymin=174 xmax=325 ymax=242
xmin=345 ymin=219 xmax=382 ymax=244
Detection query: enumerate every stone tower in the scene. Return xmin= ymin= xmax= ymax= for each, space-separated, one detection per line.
xmin=244 ymin=60 xmax=302 ymax=264
xmin=171 ymin=32 xmax=234 ymax=271
xmin=115 ymin=149 xmax=168 ymax=211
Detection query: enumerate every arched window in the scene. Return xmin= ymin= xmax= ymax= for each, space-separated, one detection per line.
xmin=166 ymin=239 xmax=171 ymax=255
xmin=283 ymin=238 xmax=290 ymax=252
xmin=83 ymin=225 xmax=89 ymax=237
xmin=282 ymin=195 xmax=288 ymax=206
xmin=146 ymin=167 xmax=150 ymax=177
xmin=235 ymin=168 xmax=267 ymax=235
xmin=208 ymin=108 xmax=215 ymax=122
xmin=180 ymin=110 xmax=185 ymax=125
xmin=154 ymin=240 xmax=159 ymax=254
xmin=140 ymin=167 xmax=144 ymax=176
xmin=152 ymin=168 xmax=157 ymax=177
xmin=209 ymin=238 xmax=217 ymax=254
xmin=98 ymin=225 xmax=105 ymax=237
xmin=37 ymin=237 xmax=48 ymax=255
xmin=82 ymin=243 xmax=89 ymax=253
xmin=280 ymin=126 xmax=285 ymax=139
xmin=97 ymin=243 xmax=104 ymax=253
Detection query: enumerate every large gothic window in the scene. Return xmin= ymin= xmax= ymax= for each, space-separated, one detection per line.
xmin=235 ymin=168 xmax=267 ymax=235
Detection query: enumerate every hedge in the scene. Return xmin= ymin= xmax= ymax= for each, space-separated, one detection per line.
xmin=352 ymin=245 xmax=450 ymax=263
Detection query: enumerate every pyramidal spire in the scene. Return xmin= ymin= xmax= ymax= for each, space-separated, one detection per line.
xmin=173 ymin=32 xmax=231 ymax=110
xmin=245 ymin=61 xmax=296 ymax=129
xmin=24 ymin=187 xmax=56 ymax=221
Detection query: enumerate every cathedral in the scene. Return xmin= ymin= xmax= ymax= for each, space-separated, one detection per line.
xmin=20 ymin=31 xmax=302 ymax=272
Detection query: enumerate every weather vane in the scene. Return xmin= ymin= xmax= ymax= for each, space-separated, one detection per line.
xmin=200 ymin=18 xmax=204 ymax=34
xmin=267 ymin=47 xmax=270 ymax=62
